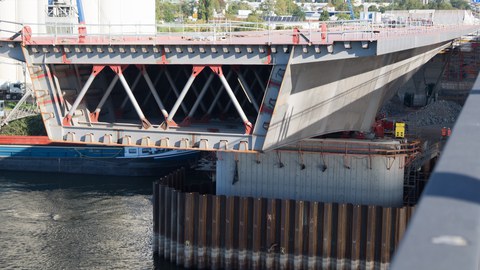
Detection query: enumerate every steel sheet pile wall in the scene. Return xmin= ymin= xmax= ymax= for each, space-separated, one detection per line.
xmin=153 ymin=169 xmax=415 ymax=270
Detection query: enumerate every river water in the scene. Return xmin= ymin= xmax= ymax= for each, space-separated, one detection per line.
xmin=0 ymin=170 xmax=181 ymax=269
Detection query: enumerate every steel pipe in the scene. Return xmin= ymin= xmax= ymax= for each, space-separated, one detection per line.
xmin=118 ymin=72 xmax=152 ymax=129
xmin=166 ymin=72 xmax=199 ymax=125
xmin=182 ymin=73 xmax=215 ymax=125
xmin=63 ymin=66 xmax=103 ymax=126
xmin=120 ymin=71 xmax=142 ymax=109
xmin=217 ymin=71 xmax=252 ymax=134
xmin=90 ymin=74 xmax=119 ymax=122
xmin=165 ymin=69 xmax=189 ymax=115
xmin=237 ymin=71 xmax=260 ymax=113
xmin=143 ymin=69 xmax=168 ymax=119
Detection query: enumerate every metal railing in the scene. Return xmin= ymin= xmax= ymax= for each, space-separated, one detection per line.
xmin=1 ymin=18 xmax=473 ymax=45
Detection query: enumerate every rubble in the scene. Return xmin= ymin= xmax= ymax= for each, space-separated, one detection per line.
xmin=379 ymin=98 xmax=462 ymax=127
xmin=405 ymin=100 xmax=462 ymax=126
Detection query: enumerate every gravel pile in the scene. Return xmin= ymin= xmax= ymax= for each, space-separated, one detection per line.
xmin=379 ymin=97 xmax=408 ymax=117
xmin=405 ymin=100 xmax=462 ymax=126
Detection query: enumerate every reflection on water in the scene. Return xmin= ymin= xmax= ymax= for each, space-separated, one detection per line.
xmin=0 ymin=170 xmax=181 ymax=269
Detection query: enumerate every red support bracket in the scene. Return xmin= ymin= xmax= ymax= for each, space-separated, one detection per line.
xmin=92 ymin=65 xmax=106 ymax=77
xmin=161 ymin=47 xmax=168 ymax=64
xmin=141 ymin=119 xmax=152 ymax=130
xmin=244 ymin=121 xmax=253 ymax=135
xmin=264 ymin=47 xmax=272 ymax=64
xmin=62 ymin=115 xmax=72 ymax=126
xmin=160 ymin=119 xmax=178 ymax=130
xmin=180 ymin=116 xmax=192 ymax=127
xmin=192 ymin=66 xmax=205 ymax=77
xmin=135 ymin=64 xmax=146 ymax=74
xmin=62 ymin=51 xmax=71 ymax=64
xmin=293 ymin=27 xmax=300 ymax=44
xmin=78 ymin=24 xmax=87 ymax=43
xmin=109 ymin=66 xmax=125 ymax=74
xmin=209 ymin=65 xmax=223 ymax=76
xmin=21 ymin=26 xmax=32 ymax=44
xmin=321 ymin=23 xmax=327 ymax=41
xmin=90 ymin=111 xmax=99 ymax=122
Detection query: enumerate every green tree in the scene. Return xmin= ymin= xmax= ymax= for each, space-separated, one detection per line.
xmin=427 ymin=0 xmax=453 ymax=9
xmin=260 ymin=0 xmax=275 ymax=15
xmin=320 ymin=9 xmax=330 ymax=21
xmin=0 ymin=115 xmax=46 ymax=136
xmin=198 ymin=0 xmax=214 ymax=21
xmin=368 ymin=5 xmax=379 ymax=11
xmin=394 ymin=0 xmax=425 ymax=10
xmin=226 ymin=1 xmax=252 ymax=16
xmin=180 ymin=1 xmax=195 ymax=18
xmin=291 ymin=6 xmax=306 ymax=20
xmin=156 ymin=1 xmax=178 ymax=22
xmin=450 ymin=0 xmax=471 ymax=9
xmin=247 ymin=12 xmax=263 ymax=22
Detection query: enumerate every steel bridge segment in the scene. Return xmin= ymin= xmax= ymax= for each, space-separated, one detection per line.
xmin=391 ymin=73 xmax=480 ymax=270
xmin=1 ymin=21 xmax=478 ymax=152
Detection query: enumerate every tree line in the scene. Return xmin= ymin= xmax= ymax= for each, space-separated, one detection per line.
xmin=156 ymin=0 xmax=472 ymax=23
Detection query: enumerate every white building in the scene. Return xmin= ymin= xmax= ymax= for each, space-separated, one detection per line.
xmin=0 ymin=0 xmax=155 ymax=82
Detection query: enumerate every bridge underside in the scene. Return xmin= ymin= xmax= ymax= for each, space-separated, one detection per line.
xmin=44 ymin=63 xmax=273 ymax=150
xmin=22 ymin=40 xmax=453 ymax=152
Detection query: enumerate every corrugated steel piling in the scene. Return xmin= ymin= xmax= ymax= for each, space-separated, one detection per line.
xmin=153 ymin=180 xmax=159 ymax=254
xmin=153 ymin=168 xmax=415 ymax=269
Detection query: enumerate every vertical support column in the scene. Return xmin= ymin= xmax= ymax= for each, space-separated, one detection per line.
xmin=170 ymin=190 xmax=178 ymax=262
xmin=381 ymin=207 xmax=392 ymax=268
xmin=336 ymin=203 xmax=350 ymax=269
xmin=225 ymin=196 xmax=237 ymax=270
xmin=210 ymin=66 xmax=253 ymax=134
xmin=280 ymin=199 xmax=292 ymax=270
xmin=252 ymin=198 xmax=264 ymax=270
xmin=211 ymin=195 xmax=223 ymax=270
xmin=176 ymin=192 xmax=185 ymax=266
xmin=184 ymin=192 xmax=196 ymax=269
xmin=238 ymin=197 xmax=250 ymax=269
xmin=294 ymin=200 xmax=305 ymax=270
xmin=164 ymin=187 xmax=172 ymax=258
xmin=153 ymin=181 xmax=159 ymax=255
xmin=158 ymin=183 xmax=166 ymax=256
xmin=308 ymin=202 xmax=319 ymax=269
xmin=110 ymin=65 xmax=152 ymax=129
xmin=322 ymin=203 xmax=333 ymax=269
xmin=164 ymin=66 xmax=205 ymax=128
xmin=139 ymin=65 xmax=169 ymax=119
xmin=197 ymin=194 xmax=208 ymax=269
xmin=63 ymin=65 xmax=104 ymax=126
xmin=366 ymin=205 xmax=377 ymax=270
xmin=266 ymin=199 xmax=279 ymax=269
xmin=350 ymin=205 xmax=362 ymax=269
